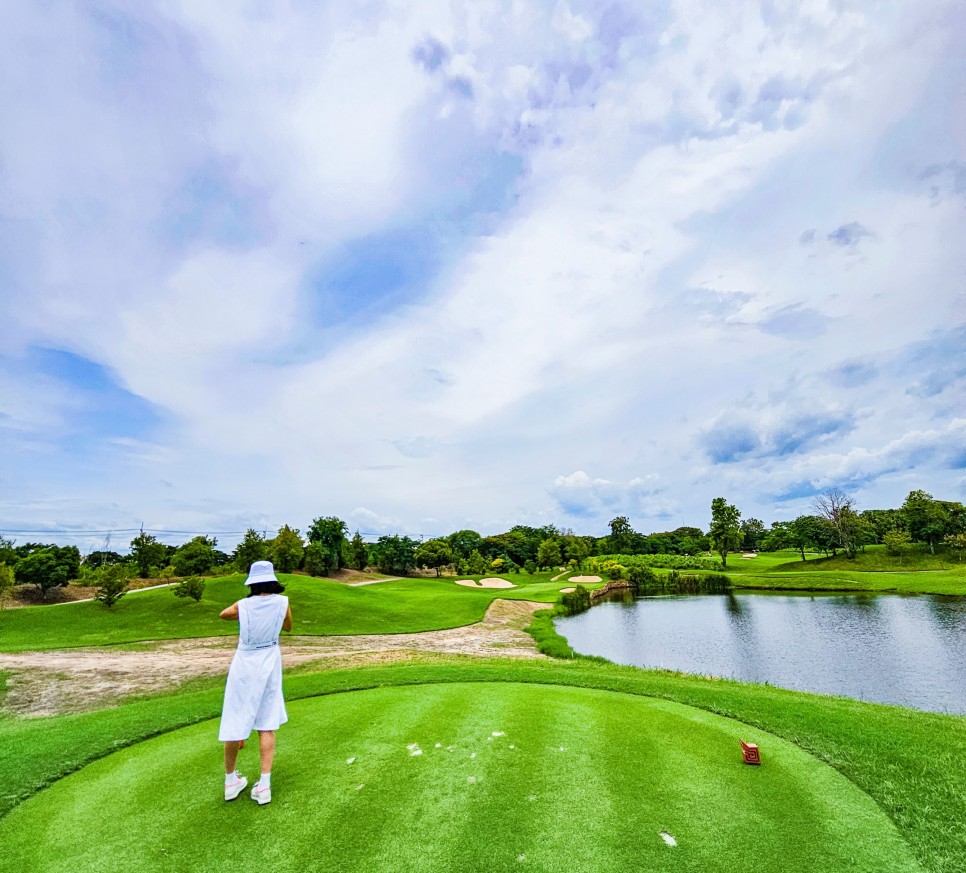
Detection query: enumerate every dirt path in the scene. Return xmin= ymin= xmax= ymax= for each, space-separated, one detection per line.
xmin=0 ymin=600 xmax=546 ymax=718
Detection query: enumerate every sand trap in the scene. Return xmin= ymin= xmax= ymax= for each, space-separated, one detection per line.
xmin=455 ymin=578 xmax=516 ymax=589
xmin=567 ymin=575 xmax=602 ymax=585
xmin=560 ymin=587 xmax=577 ymax=594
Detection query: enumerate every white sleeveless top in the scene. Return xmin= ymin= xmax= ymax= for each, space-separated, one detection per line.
xmin=238 ymin=593 xmax=288 ymax=649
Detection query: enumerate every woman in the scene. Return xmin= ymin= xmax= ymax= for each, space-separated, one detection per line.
xmin=218 ymin=560 xmax=293 ymax=805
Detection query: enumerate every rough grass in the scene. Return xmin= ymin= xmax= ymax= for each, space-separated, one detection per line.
xmin=0 ymin=659 xmax=963 ymax=871
xmin=0 ymin=572 xmax=571 ymax=652
xmin=0 ymin=682 xmax=923 ymax=873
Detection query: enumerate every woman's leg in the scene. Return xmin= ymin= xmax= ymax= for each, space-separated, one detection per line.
xmin=258 ymin=730 xmax=276 ymax=774
xmin=224 ymin=741 xmax=241 ymax=774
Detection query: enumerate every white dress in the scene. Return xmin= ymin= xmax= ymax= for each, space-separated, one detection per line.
xmin=218 ymin=594 xmax=289 ymax=742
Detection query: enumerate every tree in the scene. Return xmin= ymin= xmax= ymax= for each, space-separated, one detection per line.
xmin=271 ymin=525 xmax=305 ymax=573
xmin=348 ymin=532 xmax=369 ymax=571
xmin=740 ymin=518 xmax=765 ymax=551
xmin=883 ymin=530 xmax=912 ymax=560
xmin=0 ymin=563 xmax=14 ymax=608
xmin=945 ymin=533 xmax=966 ymax=562
xmin=0 ymin=535 xmax=16 ymax=567
xmin=308 ymin=516 xmax=348 ymax=571
xmin=304 ymin=541 xmax=338 ymax=576
xmin=233 ymin=529 xmax=267 ymax=573
xmin=129 ymin=531 xmax=167 ymax=579
xmin=415 ymin=539 xmax=454 ymax=576
xmin=561 ymin=535 xmax=589 ymax=568
xmin=94 ymin=564 xmax=130 ymax=608
xmin=172 ymin=536 xmax=217 ymax=576
xmin=860 ymin=509 xmax=905 ymax=543
xmin=902 ymin=490 xmax=957 ymax=554
xmin=14 ymin=546 xmax=80 ymax=599
xmin=464 ymin=549 xmax=486 ymax=575
xmin=812 ymin=488 xmax=859 ymax=558
xmin=536 ymin=538 xmax=562 ymax=569
xmin=708 ymin=498 xmax=742 ymax=568
xmin=447 ymin=530 xmax=483 ymax=560
xmin=84 ymin=550 xmax=124 ymax=569
xmin=373 ymin=535 xmax=418 ymax=575
xmin=608 ymin=516 xmax=633 ymax=554
xmin=173 ymin=575 xmax=206 ymax=602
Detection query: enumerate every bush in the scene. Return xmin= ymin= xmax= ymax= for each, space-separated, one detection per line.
xmin=592 ymin=553 xmax=724 ymax=572
xmin=524 ymin=560 xmax=537 ymax=575
xmin=601 ymin=560 xmax=625 ymax=580
xmin=158 ymin=565 xmax=177 ymax=579
xmin=172 ymin=575 xmax=206 ymax=602
xmin=626 ymin=564 xmax=658 ymax=586
xmin=94 ymin=565 xmax=130 ymax=608
xmin=560 ymin=585 xmax=592 ymax=615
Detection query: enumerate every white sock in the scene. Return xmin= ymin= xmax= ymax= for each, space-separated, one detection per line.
xmin=259 ymin=772 xmax=271 ymax=788
xmin=225 ymin=771 xmax=240 ymax=785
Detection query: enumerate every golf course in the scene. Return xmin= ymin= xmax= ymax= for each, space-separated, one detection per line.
xmin=1 ymin=554 xmax=964 ymax=872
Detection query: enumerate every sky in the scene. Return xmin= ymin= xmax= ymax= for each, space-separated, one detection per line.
xmin=0 ymin=0 xmax=963 ymax=553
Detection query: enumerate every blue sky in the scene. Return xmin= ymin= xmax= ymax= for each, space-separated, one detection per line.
xmin=0 ymin=1 xmax=963 ymax=552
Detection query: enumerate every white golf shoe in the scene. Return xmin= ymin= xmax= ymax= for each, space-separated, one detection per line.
xmin=224 ymin=774 xmax=248 ymax=801
xmin=251 ymin=782 xmax=272 ymax=805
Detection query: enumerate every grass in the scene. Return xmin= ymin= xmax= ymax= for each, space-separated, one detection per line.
xmin=0 ymin=681 xmax=923 ymax=873
xmin=709 ymin=547 xmax=966 ymax=595
xmin=0 ymin=659 xmax=963 ymax=871
xmin=0 ymin=571 xmax=574 ymax=653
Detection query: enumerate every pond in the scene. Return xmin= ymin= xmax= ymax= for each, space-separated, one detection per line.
xmin=554 ymin=591 xmax=966 ymax=714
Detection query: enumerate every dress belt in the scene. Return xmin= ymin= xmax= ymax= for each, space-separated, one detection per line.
xmin=239 ymin=640 xmax=278 ymax=651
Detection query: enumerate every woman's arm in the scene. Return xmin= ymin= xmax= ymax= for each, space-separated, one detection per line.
xmin=282 ymin=605 xmax=293 ymax=632
xmin=219 ymin=602 xmax=239 ymax=621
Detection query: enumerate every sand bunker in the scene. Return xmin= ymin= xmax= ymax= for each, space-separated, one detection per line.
xmin=567 ymin=575 xmax=602 ymax=585
xmin=560 ymin=587 xmax=576 ymax=594
xmin=455 ymin=578 xmax=516 ymax=589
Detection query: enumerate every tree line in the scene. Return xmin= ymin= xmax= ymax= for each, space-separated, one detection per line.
xmin=1 ymin=487 xmax=963 ymax=605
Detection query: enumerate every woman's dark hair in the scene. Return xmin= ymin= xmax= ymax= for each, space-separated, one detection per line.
xmin=246 ymin=580 xmax=286 ymax=597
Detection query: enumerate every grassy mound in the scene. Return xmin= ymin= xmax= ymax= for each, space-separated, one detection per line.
xmin=681 ymin=548 xmax=966 ymax=595
xmin=0 ymin=682 xmax=923 ymax=873
xmin=0 ymin=572 xmax=579 ymax=653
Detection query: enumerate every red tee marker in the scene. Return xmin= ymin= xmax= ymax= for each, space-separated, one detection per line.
xmin=740 ymin=740 xmax=761 ymax=765
xmin=239 ymin=740 xmax=245 ymax=750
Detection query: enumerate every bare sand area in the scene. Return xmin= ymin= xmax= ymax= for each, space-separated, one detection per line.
xmin=0 ymin=600 xmax=545 ymax=718
xmin=455 ymin=578 xmax=516 ymax=589
xmin=560 ymin=587 xmax=576 ymax=594
xmin=567 ymin=575 xmax=602 ymax=585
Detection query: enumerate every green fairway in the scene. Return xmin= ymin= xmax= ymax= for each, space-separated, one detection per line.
xmin=0 ymin=682 xmax=923 ymax=873
xmin=0 ymin=572 xmax=575 ymax=652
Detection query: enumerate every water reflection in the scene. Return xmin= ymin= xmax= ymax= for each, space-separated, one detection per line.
xmin=555 ymin=593 xmax=966 ymax=714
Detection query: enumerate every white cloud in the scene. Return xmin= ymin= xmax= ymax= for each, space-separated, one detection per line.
xmin=0 ymin=0 xmax=963 ymax=544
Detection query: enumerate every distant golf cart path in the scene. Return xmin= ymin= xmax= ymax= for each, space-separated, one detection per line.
xmin=0 ymin=599 xmax=545 ymax=717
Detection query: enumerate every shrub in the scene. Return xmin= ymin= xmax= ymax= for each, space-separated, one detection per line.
xmin=158 ymin=565 xmax=177 ymax=579
xmin=601 ymin=560 xmax=625 ymax=580
xmin=626 ymin=564 xmax=657 ymax=586
xmin=173 ymin=575 xmax=206 ymax=602
xmin=701 ymin=573 xmax=732 ymax=593
xmin=94 ymin=565 xmax=130 ymax=608
xmin=524 ymin=560 xmax=537 ymax=575
xmin=560 ymin=585 xmax=592 ymax=615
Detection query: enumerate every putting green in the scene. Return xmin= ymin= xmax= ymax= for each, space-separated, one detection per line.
xmin=0 ymin=683 xmax=922 ymax=873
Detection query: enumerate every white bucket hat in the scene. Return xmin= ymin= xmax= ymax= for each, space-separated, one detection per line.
xmin=245 ymin=560 xmax=279 ymax=586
